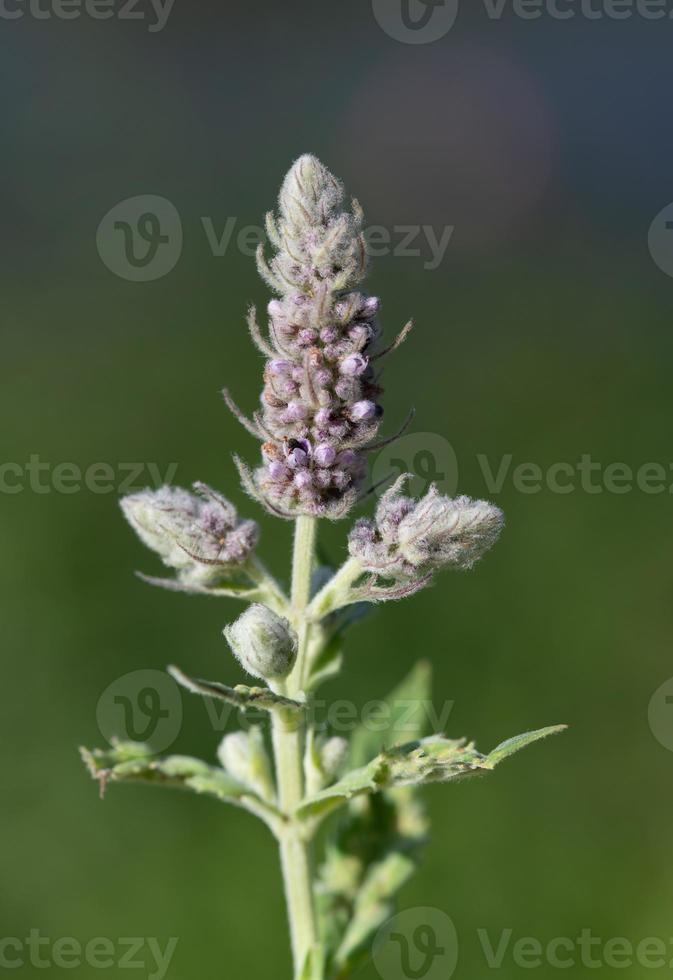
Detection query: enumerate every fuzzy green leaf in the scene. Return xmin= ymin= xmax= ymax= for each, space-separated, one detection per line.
xmin=314 ymin=725 xmax=566 ymax=974
xmin=300 ymin=725 xmax=566 ymax=822
xmin=168 ymin=665 xmax=303 ymax=716
xmin=316 ymin=788 xmax=427 ymax=976
xmin=483 ymin=724 xmax=568 ymax=768
xmin=80 ymin=741 xmax=283 ymax=830
xmin=80 ymin=743 xmax=245 ymax=799
xmin=334 ymin=851 xmax=416 ymax=970
xmin=315 ymin=660 xmax=434 ymax=966
xmin=298 ymin=757 xmax=388 ymax=821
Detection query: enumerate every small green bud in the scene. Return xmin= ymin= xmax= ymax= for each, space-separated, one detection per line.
xmin=224 ymin=603 xmax=298 ymax=682
xmin=320 ymin=736 xmax=348 ymax=781
xmin=305 ymin=733 xmax=349 ymax=794
xmin=217 ymin=727 xmax=275 ymax=802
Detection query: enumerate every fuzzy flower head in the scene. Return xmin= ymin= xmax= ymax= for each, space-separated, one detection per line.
xmin=121 ymin=482 xmax=259 ymax=588
xmin=349 ymin=475 xmax=504 ymax=581
xmin=257 ymin=154 xmax=368 ymax=297
xmin=230 ymin=155 xmax=411 ymax=521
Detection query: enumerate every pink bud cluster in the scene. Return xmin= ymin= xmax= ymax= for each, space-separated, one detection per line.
xmin=255 ymin=285 xmax=385 ymax=517
xmin=349 ymin=476 xmax=504 ymax=580
xmin=230 ymin=155 xmax=404 ymax=519
xmin=121 ymin=483 xmax=259 ymax=588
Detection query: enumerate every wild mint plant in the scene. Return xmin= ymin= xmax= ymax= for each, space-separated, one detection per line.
xmin=81 ymin=155 xmax=565 ymax=980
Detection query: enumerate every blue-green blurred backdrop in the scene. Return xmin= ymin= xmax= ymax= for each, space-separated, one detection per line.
xmin=2 ymin=1 xmax=673 ymax=977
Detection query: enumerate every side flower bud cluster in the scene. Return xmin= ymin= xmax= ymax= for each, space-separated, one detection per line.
xmin=120 ymin=483 xmax=259 ymax=587
xmin=234 ymin=155 xmax=397 ymax=520
xmin=224 ymin=603 xmax=298 ymax=682
xmin=348 ymin=475 xmax=504 ymax=582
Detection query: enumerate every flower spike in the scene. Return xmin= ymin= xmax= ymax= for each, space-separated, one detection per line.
xmin=233 ymin=154 xmax=410 ymax=520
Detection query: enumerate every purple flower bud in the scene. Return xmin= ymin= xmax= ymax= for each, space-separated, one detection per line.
xmin=121 ymin=484 xmax=259 ymax=585
xmin=298 ymin=329 xmax=317 ymax=345
xmin=328 ymin=420 xmax=350 ymax=440
xmin=285 ymin=401 xmax=308 ymax=421
xmin=278 ymin=379 xmax=298 ymax=397
xmin=349 ymin=518 xmax=376 ymax=548
xmin=268 ymin=461 xmax=290 ymax=481
xmin=315 ymin=470 xmax=333 ymax=488
xmin=340 ymin=355 xmax=368 ymax=377
xmin=348 ymin=477 xmax=503 ymax=580
xmin=315 ymin=408 xmax=332 ymax=426
xmin=269 ymin=359 xmax=293 ymax=376
xmin=348 ymin=325 xmax=371 ymax=348
xmin=287 ymin=447 xmax=309 ymax=468
xmin=314 ymin=443 xmax=337 ymax=467
xmin=294 ymin=471 xmax=313 ymax=490
xmin=332 ymin=470 xmax=350 ymax=489
xmin=335 ymin=380 xmax=355 ymax=401
xmin=320 ymin=326 xmax=339 ymax=343
xmin=337 ymin=449 xmax=358 ymax=468
xmin=351 ymin=400 xmax=377 ymax=422
xmin=199 ymin=502 xmax=229 ymax=535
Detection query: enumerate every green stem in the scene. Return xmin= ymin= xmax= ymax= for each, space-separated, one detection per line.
xmin=288 ymin=516 xmax=317 ymax=694
xmin=272 ymin=515 xmax=318 ymax=976
xmin=307 ymin=556 xmax=363 ymax=621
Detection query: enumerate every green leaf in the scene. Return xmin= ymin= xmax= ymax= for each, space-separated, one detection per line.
xmin=348 ymin=660 xmax=433 ymax=769
xmin=80 ymin=743 xmax=245 ymax=798
xmin=168 ymin=665 xmax=303 ymax=716
xmin=483 ymin=725 xmax=568 ymax=768
xmin=335 ymin=851 xmax=416 ymax=970
xmin=298 ymin=757 xmax=388 ymax=821
xmin=79 ymin=741 xmax=283 ymax=830
xmin=314 ymin=724 xmax=566 ymax=974
xmin=300 ymin=725 xmax=567 ymax=822
xmin=316 ymin=789 xmax=427 ymax=976
xmin=137 ymin=571 xmax=261 ymax=601
xmin=312 ymin=663 xmax=434 ymax=968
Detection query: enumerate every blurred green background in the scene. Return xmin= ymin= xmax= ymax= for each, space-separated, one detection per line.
xmin=3 ymin=2 xmax=673 ymax=977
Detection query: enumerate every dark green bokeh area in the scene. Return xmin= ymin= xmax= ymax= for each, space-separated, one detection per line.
xmin=3 ymin=3 xmax=673 ymax=978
